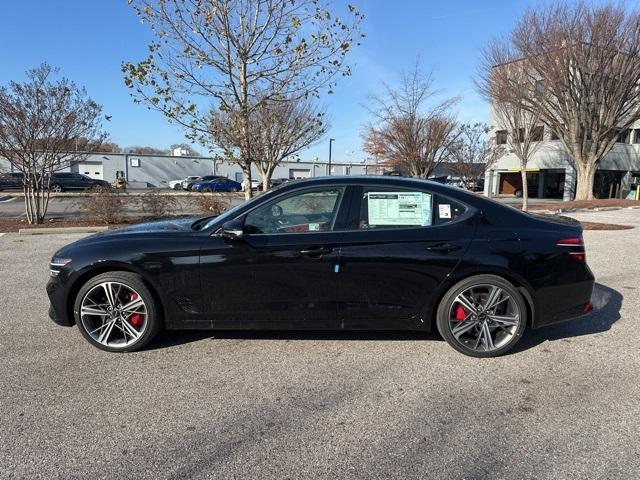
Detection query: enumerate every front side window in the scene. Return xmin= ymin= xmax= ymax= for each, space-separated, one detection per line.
xmin=244 ymin=188 xmax=344 ymax=234
xmin=358 ymin=188 xmax=433 ymax=229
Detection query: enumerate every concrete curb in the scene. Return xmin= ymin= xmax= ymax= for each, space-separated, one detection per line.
xmin=534 ymin=205 xmax=640 ymax=215
xmin=18 ymin=226 xmax=109 ymax=235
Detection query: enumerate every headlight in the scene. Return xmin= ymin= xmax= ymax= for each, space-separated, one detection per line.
xmin=50 ymin=257 xmax=72 ymax=267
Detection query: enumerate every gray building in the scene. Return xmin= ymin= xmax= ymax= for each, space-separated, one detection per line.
xmin=1 ymin=152 xmax=384 ymax=188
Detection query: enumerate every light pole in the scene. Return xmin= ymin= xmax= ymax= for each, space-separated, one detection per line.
xmin=328 ymin=138 xmax=335 ymax=176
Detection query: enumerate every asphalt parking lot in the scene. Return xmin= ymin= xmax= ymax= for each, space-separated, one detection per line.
xmin=1 ymin=209 xmax=639 ymax=479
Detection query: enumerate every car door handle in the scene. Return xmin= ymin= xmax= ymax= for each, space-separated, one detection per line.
xmin=300 ymin=247 xmax=333 ymax=256
xmin=426 ymin=243 xmax=461 ymax=253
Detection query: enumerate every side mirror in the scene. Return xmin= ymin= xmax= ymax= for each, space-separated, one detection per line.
xmin=217 ymin=219 xmax=244 ymax=242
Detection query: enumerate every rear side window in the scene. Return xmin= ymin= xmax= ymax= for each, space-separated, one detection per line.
xmin=357 ymin=186 xmax=467 ymax=229
xmin=358 ymin=187 xmax=433 ymax=229
xmin=433 ymin=195 xmax=467 ymax=225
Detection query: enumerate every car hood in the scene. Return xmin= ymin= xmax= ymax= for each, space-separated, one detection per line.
xmin=100 ymin=217 xmax=203 ymax=236
xmin=52 ymin=216 xmax=211 ymax=259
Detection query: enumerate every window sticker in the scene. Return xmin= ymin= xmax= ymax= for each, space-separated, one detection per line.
xmin=309 ymin=223 xmax=320 ymax=231
xmin=438 ymin=204 xmax=452 ymax=219
xmin=367 ymin=191 xmax=432 ymax=226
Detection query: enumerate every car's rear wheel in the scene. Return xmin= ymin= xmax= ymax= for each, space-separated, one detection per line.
xmin=436 ymin=275 xmax=527 ymax=357
xmin=73 ymin=272 xmax=162 ymax=352
xmin=201 ymin=187 xmax=211 ymax=193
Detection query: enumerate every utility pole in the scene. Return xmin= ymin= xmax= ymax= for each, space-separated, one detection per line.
xmin=328 ymin=138 xmax=335 ymax=176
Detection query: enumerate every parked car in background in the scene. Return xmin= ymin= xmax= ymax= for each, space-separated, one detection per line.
xmin=192 ymin=177 xmax=242 ymax=192
xmin=169 ymin=176 xmax=199 ymax=190
xmin=245 ymin=179 xmax=260 ymax=192
xmin=48 ymin=173 xmax=111 ymax=192
xmin=48 ymin=176 xmax=594 ymax=357
xmin=256 ymin=177 xmax=290 ymax=191
xmin=0 ymin=172 xmax=24 ymax=191
xmin=183 ymin=175 xmax=224 ymax=191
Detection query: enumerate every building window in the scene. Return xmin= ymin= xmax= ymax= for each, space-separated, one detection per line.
xmin=515 ymin=128 xmax=525 ymax=143
xmin=618 ymin=129 xmax=631 ymax=143
xmin=531 ymin=126 xmax=544 ymax=142
xmin=496 ymin=130 xmax=508 ymax=145
xmin=633 ymin=129 xmax=640 ymax=144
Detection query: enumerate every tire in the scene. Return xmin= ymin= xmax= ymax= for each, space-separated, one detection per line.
xmin=436 ymin=274 xmax=527 ymax=358
xmin=50 ymin=184 xmax=63 ymax=193
xmin=514 ymin=189 xmax=523 ymax=198
xmin=173 ymin=184 xmax=182 ymax=190
xmin=201 ymin=187 xmax=211 ymax=193
xmin=73 ymin=271 xmax=163 ymax=352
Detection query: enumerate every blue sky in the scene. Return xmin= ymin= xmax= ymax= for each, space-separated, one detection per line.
xmin=1 ymin=0 xmax=538 ymax=162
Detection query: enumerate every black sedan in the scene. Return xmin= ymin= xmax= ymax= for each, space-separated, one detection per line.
xmin=47 ymin=176 xmax=594 ymax=357
xmin=48 ymin=173 xmax=111 ymax=192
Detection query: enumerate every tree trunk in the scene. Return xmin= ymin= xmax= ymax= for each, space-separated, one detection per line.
xmin=260 ymin=166 xmax=277 ymax=192
xmin=574 ymin=162 xmax=597 ymax=200
xmin=241 ymin=163 xmax=252 ymax=200
xmin=520 ymin=168 xmax=529 ymax=212
xmin=261 ymin=171 xmax=270 ymax=192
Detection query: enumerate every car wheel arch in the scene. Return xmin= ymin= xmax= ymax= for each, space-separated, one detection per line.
xmin=425 ymin=268 xmax=536 ymax=332
xmin=66 ymin=264 xmax=166 ymax=328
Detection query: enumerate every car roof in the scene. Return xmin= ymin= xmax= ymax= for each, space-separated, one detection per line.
xmin=273 ymin=175 xmax=520 ymax=217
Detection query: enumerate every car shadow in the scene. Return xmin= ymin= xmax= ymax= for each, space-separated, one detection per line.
xmin=149 ymin=282 xmax=622 ymax=354
xmin=513 ymin=282 xmax=623 ymax=353
xmin=150 ymin=328 xmax=438 ymax=350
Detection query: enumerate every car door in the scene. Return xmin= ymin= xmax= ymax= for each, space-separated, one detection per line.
xmin=337 ymin=184 xmax=477 ymax=329
xmin=199 ymin=185 xmax=349 ymax=328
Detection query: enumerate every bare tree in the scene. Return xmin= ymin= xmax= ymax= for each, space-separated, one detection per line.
xmin=125 ymin=146 xmax=168 ymax=155
xmin=363 ymin=62 xmax=460 ymax=178
xmin=251 ymin=97 xmax=327 ymax=190
xmin=480 ymin=2 xmax=640 ymax=200
xmin=123 ymin=0 xmax=364 ymax=198
xmin=478 ymin=42 xmax=547 ymax=210
xmin=449 ymin=123 xmax=503 ymax=191
xmin=0 ymin=64 xmax=105 ymax=224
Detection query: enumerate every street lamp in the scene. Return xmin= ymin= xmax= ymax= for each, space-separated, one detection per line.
xmin=328 ymin=138 xmax=335 ymax=176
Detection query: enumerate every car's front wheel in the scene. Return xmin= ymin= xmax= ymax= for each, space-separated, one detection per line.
xmin=73 ymin=272 xmax=162 ymax=352
xmin=173 ymin=183 xmax=182 ymax=190
xmin=436 ymin=274 xmax=527 ymax=357
xmin=50 ymin=184 xmax=63 ymax=193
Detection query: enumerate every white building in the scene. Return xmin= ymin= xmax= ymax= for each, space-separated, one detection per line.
xmin=484 ymin=126 xmax=640 ymax=201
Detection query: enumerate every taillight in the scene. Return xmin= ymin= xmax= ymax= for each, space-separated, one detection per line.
xmin=556 ymin=237 xmax=583 ymax=246
xmin=556 ymin=237 xmax=586 ymax=261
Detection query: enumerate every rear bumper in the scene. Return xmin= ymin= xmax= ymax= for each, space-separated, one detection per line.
xmin=46 ymin=276 xmax=74 ymax=327
xmin=531 ymin=278 xmax=595 ymax=329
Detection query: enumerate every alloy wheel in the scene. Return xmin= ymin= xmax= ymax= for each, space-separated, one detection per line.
xmin=51 ymin=184 xmax=62 ymax=193
xmin=79 ymin=281 xmax=148 ymax=349
xmin=447 ymin=283 xmax=521 ymax=353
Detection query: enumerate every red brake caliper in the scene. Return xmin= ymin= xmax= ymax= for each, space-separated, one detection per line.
xmin=128 ymin=293 xmax=144 ymax=327
xmin=454 ymin=304 xmax=467 ymax=321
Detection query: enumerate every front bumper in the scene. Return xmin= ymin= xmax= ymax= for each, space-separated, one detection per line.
xmin=46 ymin=275 xmax=74 ymax=327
